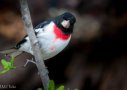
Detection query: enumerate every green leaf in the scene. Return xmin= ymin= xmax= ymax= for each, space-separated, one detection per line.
xmin=1 ymin=59 xmax=13 ymax=69
xmin=49 ymin=80 xmax=55 ymax=90
xmin=4 ymin=62 xmax=11 ymax=69
xmin=11 ymin=56 xmax=14 ymax=66
xmin=67 ymin=89 xmax=70 ymax=90
xmin=46 ymin=87 xmax=50 ymax=90
xmin=0 ymin=69 xmax=10 ymax=74
xmin=11 ymin=67 xmax=16 ymax=69
xmin=1 ymin=59 xmax=8 ymax=67
xmin=0 ymin=57 xmax=16 ymax=75
xmin=37 ymin=88 xmax=42 ymax=90
xmin=75 ymin=89 xmax=78 ymax=90
xmin=56 ymin=85 xmax=64 ymax=90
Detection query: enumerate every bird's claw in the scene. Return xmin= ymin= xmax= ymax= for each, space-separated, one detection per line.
xmin=33 ymin=40 xmax=41 ymax=49
xmin=33 ymin=40 xmax=39 ymax=45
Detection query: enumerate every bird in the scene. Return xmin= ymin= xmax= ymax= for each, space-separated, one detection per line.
xmin=0 ymin=12 xmax=76 ymax=60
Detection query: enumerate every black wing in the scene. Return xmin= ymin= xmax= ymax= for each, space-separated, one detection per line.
xmin=15 ymin=20 xmax=52 ymax=49
xmin=34 ymin=19 xmax=52 ymax=29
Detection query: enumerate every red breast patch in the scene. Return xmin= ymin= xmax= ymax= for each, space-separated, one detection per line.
xmin=50 ymin=46 xmax=56 ymax=50
xmin=53 ymin=25 xmax=70 ymax=43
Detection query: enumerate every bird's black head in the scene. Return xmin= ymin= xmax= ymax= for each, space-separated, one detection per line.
xmin=53 ymin=12 xmax=76 ymax=35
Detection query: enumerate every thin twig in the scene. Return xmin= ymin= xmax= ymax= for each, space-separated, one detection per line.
xmin=19 ymin=0 xmax=50 ymax=89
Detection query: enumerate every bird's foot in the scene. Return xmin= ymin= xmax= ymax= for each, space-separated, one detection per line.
xmin=33 ymin=40 xmax=39 ymax=45
xmin=33 ymin=40 xmax=41 ymax=49
xmin=24 ymin=58 xmax=36 ymax=67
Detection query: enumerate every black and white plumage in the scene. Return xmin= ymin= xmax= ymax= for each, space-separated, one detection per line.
xmin=0 ymin=12 xmax=76 ymax=60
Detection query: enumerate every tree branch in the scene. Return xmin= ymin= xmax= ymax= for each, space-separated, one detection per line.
xmin=19 ymin=0 xmax=50 ymax=89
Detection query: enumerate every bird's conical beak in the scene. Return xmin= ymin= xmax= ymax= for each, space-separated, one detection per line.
xmin=61 ymin=20 xmax=70 ymax=28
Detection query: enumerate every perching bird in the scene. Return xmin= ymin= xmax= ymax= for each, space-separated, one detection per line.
xmin=0 ymin=12 xmax=76 ymax=60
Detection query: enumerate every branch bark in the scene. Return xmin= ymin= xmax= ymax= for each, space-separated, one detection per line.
xmin=19 ymin=0 xmax=50 ymax=89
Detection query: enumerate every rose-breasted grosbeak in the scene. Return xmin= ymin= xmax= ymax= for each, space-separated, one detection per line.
xmin=0 ymin=12 xmax=76 ymax=60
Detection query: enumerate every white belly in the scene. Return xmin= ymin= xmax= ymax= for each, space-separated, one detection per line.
xmin=19 ymin=22 xmax=71 ymax=60
xmin=38 ymin=36 xmax=71 ymax=60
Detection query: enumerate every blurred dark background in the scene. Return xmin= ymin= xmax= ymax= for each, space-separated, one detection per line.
xmin=1 ymin=0 xmax=127 ymax=90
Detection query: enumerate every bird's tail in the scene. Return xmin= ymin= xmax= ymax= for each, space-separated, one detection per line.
xmin=0 ymin=48 xmax=23 ymax=57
